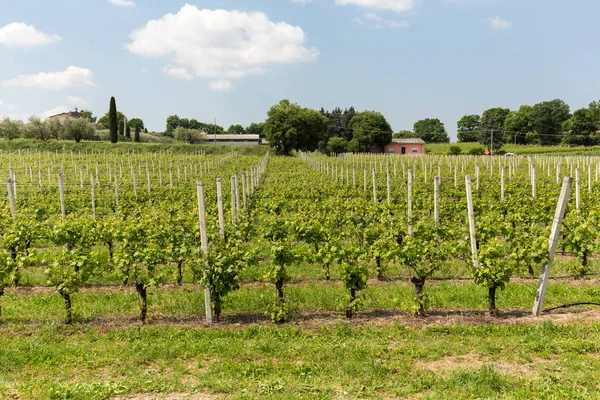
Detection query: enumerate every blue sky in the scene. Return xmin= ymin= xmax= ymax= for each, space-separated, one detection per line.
xmin=1 ymin=0 xmax=599 ymax=140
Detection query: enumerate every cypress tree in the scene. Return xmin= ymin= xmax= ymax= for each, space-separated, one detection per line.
xmin=118 ymin=118 xmax=125 ymax=138
xmin=126 ymin=124 xmax=131 ymax=139
xmin=109 ymin=97 xmax=118 ymax=143
xmin=134 ymin=126 xmax=141 ymax=142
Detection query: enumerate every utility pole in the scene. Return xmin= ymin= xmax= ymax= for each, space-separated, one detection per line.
xmin=214 ymin=117 xmax=217 ymax=145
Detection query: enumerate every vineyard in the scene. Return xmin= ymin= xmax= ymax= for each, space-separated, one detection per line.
xmin=1 ymin=149 xmax=600 ymax=399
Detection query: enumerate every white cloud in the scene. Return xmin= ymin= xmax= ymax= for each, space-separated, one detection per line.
xmin=162 ymin=66 xmax=193 ymax=80
xmin=39 ymin=106 xmax=70 ymax=120
xmin=108 ymin=0 xmax=135 ymax=7
xmin=0 ymin=100 xmax=16 ymax=110
xmin=126 ymin=5 xmax=318 ymax=90
xmin=209 ymin=79 xmax=235 ymax=92
xmin=0 ymin=22 xmax=61 ymax=48
xmin=335 ymin=0 xmax=415 ymax=13
xmin=0 ymin=66 xmax=96 ymax=90
xmin=489 ymin=16 xmax=513 ymax=30
xmin=361 ymin=12 xmax=409 ymax=28
xmin=67 ymin=96 xmax=89 ymax=107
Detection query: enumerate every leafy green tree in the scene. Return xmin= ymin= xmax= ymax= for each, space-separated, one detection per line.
xmin=504 ymin=105 xmax=534 ymax=145
xmin=348 ymin=111 xmax=393 ymax=151
xmin=457 ymin=114 xmax=481 ymax=142
xmin=165 ymin=115 xmax=181 ymax=137
xmin=79 ymin=109 xmax=96 ymax=123
xmin=134 ymin=125 xmax=141 ymax=143
xmin=562 ymin=108 xmax=598 ymax=146
xmin=109 ymin=97 xmax=118 ymax=143
xmin=589 ymin=100 xmax=600 ymax=129
xmin=0 ymin=118 xmax=25 ymax=140
xmin=125 ymin=124 xmax=131 ymax=139
xmin=393 ymin=130 xmax=413 ymax=139
xmin=174 ymin=127 xmax=205 ymax=144
xmin=46 ymin=217 xmax=101 ymax=324
xmin=46 ymin=118 xmax=64 ymax=140
xmin=127 ymin=118 xmax=144 ymax=131
xmin=26 ymin=116 xmax=51 ymax=141
xmin=61 ymin=118 xmax=96 ymax=142
xmin=264 ymin=100 xmax=327 ymax=155
xmin=413 ymin=118 xmax=449 ymax=143
xmin=245 ymin=122 xmax=265 ymax=137
xmin=227 ymin=124 xmax=245 ymax=135
xmin=98 ymin=111 xmax=124 ymax=130
xmin=326 ymin=136 xmax=348 ymax=154
xmin=530 ymin=99 xmax=570 ymax=145
xmin=480 ymin=108 xmax=510 ymax=152
xmin=319 ymin=107 xmax=358 ymax=149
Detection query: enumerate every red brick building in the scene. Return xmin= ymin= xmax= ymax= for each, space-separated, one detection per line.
xmin=370 ymin=138 xmax=426 ymax=155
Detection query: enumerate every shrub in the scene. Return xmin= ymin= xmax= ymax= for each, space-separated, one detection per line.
xmin=469 ymin=147 xmax=485 ymax=155
xmin=448 ymin=145 xmax=462 ymax=155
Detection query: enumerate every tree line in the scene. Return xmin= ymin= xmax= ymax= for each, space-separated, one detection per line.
xmin=456 ymin=99 xmax=600 ymax=150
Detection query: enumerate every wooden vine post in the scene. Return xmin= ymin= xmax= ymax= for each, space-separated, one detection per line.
xmin=216 ymin=178 xmax=225 ymax=238
xmin=196 ymin=182 xmax=213 ymax=323
xmin=532 ymin=177 xmax=573 ymax=316
xmin=58 ymin=173 xmax=66 ymax=221
xmin=465 ymin=175 xmax=478 ymax=269
xmin=6 ymin=178 xmax=16 ymax=220
xmin=91 ymin=174 xmax=96 ymax=219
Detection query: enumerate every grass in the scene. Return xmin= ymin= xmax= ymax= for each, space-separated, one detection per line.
xmin=0 ymin=138 xmax=269 ymax=155
xmin=1 ymin=317 xmax=600 ymax=398
xmin=3 ymin=259 xmax=600 ymax=399
xmin=426 ymin=142 xmax=600 ymax=155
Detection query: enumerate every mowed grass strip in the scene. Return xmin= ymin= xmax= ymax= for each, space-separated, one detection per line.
xmin=1 ymin=320 xmax=600 ymax=399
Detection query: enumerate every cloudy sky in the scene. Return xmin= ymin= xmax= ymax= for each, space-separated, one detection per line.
xmin=1 ymin=0 xmax=599 ymax=139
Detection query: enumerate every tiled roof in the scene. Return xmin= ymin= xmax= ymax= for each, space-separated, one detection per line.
xmin=391 ymin=138 xmax=426 ymax=144
xmin=208 ymin=134 xmax=260 ymax=140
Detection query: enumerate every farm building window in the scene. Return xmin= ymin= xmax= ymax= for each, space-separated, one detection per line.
xmin=389 ymin=147 xmax=395 ymax=153
xmin=412 ymin=147 xmax=418 ymax=153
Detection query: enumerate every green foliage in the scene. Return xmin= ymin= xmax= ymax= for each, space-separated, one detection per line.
xmin=473 ymin=238 xmax=512 ymax=291
xmin=264 ymin=99 xmax=327 ymax=155
xmin=393 ymin=130 xmax=413 ymax=139
xmin=504 ymin=105 xmax=534 ymax=145
xmin=0 ymin=118 xmax=25 ymax=140
xmin=457 ymin=114 xmax=481 ymax=143
xmin=193 ymin=237 xmax=250 ymax=322
xmin=174 ymin=127 xmax=205 ymax=144
xmin=46 ymin=217 xmax=100 ymax=295
xmin=127 ymin=118 xmax=144 ymax=131
xmin=25 ymin=116 xmax=52 ymax=141
xmin=469 ymin=146 xmax=485 ymax=155
xmin=448 ymin=145 xmax=462 ymax=155
xmin=530 ymin=99 xmax=571 ymax=146
xmin=61 ymin=118 xmax=96 ymax=142
xmin=348 ymin=110 xmax=393 ymax=151
xmin=108 ymin=97 xmax=118 ymax=143
xmin=562 ymin=211 xmax=598 ymax=277
xmin=413 ymin=118 xmax=449 ymax=143
xmin=326 ymin=136 xmax=348 ymax=154
xmin=227 ymin=124 xmax=246 ymax=135
xmin=245 ymin=122 xmax=265 ymax=137
xmin=134 ymin=125 xmax=140 ymax=143
xmin=563 ymin=108 xmax=599 ymax=146
xmin=480 ymin=107 xmax=510 ymax=151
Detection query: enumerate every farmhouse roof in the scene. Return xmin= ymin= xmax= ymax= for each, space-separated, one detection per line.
xmin=391 ymin=138 xmax=426 ymax=145
xmin=49 ymin=110 xmax=82 ymax=119
xmin=210 ymin=134 xmax=260 ymax=141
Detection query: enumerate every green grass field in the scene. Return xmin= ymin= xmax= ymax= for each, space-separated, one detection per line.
xmin=426 ymin=142 xmax=600 ymax=155
xmin=2 ymin=257 xmax=600 ymax=399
